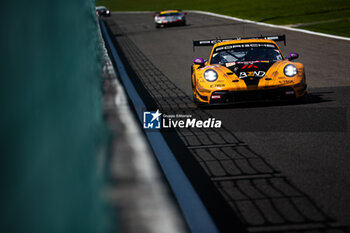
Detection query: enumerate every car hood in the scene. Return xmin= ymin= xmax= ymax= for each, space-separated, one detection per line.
xmin=226 ymin=61 xmax=275 ymax=87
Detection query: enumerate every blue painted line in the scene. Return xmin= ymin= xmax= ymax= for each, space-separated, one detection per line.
xmin=100 ymin=20 xmax=220 ymax=233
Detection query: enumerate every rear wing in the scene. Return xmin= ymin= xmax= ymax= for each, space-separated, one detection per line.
xmin=154 ymin=9 xmax=186 ymax=17
xmin=193 ymin=35 xmax=286 ymax=51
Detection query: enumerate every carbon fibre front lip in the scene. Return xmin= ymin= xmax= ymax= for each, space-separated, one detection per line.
xmin=208 ymin=86 xmax=299 ymax=104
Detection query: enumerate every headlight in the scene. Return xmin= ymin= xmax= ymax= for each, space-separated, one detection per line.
xmin=204 ymin=69 xmax=218 ymax=82
xmin=284 ymin=64 xmax=297 ymax=77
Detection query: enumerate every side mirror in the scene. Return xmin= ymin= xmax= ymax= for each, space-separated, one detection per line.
xmin=288 ymin=52 xmax=299 ymax=61
xmin=193 ymin=58 xmax=205 ymax=66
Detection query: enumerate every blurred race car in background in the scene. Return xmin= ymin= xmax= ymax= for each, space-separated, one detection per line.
xmin=96 ymin=6 xmax=110 ymax=17
xmin=153 ymin=10 xmax=186 ymax=28
xmin=191 ymin=35 xmax=307 ymax=105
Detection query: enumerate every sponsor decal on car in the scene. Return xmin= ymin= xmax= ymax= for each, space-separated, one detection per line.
xmin=241 ymin=64 xmax=258 ymax=69
xmin=239 ymin=71 xmax=266 ymax=79
xmin=279 ymin=80 xmax=294 ymax=84
xmin=211 ymin=84 xmax=225 ymax=87
xmin=215 ymin=43 xmax=276 ymax=52
xmin=225 ymin=62 xmax=235 ymax=67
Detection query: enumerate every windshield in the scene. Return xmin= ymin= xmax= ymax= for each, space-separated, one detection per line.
xmin=210 ymin=43 xmax=283 ymax=65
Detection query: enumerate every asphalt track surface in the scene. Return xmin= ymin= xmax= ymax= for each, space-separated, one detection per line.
xmin=104 ymin=12 xmax=350 ymax=233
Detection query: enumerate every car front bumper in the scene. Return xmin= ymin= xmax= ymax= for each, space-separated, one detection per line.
xmin=196 ymin=84 xmax=307 ymax=105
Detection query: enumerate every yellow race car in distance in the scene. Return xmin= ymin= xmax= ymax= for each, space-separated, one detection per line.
xmin=191 ymin=35 xmax=307 ymax=105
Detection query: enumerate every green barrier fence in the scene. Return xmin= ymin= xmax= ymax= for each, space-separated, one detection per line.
xmin=0 ymin=1 xmax=109 ymax=232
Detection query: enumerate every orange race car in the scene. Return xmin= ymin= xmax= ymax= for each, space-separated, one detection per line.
xmin=191 ymin=35 xmax=307 ymax=105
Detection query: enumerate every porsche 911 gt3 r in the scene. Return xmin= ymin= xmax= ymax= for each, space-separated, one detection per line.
xmin=191 ymin=35 xmax=307 ymax=105
xmin=153 ymin=10 xmax=186 ymax=28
